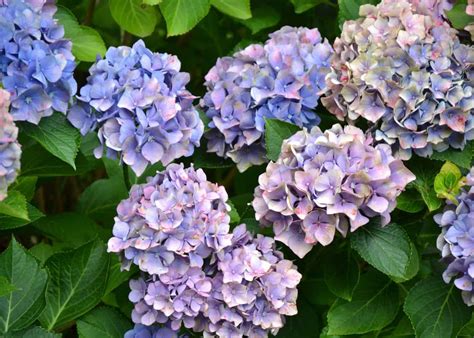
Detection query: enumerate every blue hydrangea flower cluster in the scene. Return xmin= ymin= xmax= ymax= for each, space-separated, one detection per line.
xmin=108 ymin=164 xmax=301 ymax=337
xmin=252 ymin=124 xmax=415 ymax=258
xmin=68 ymin=40 xmax=203 ymax=176
xmin=125 ymin=324 xmax=188 ymax=338
xmin=321 ymin=0 xmax=474 ymax=160
xmin=435 ymin=168 xmax=474 ymax=306
xmin=201 ymin=26 xmax=333 ymax=172
xmin=0 ymin=89 xmax=21 ymax=201
xmin=0 ymin=0 xmax=77 ymax=124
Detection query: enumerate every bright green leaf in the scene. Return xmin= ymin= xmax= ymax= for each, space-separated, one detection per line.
xmin=39 ymin=240 xmax=110 ymax=330
xmin=0 ymin=204 xmax=44 ymax=230
xmin=290 ymin=0 xmax=325 ymax=13
xmin=0 ymin=238 xmax=48 ymax=333
xmin=410 ymin=160 xmax=442 ymax=211
xmin=160 ymin=0 xmax=210 ymax=36
xmin=76 ymin=306 xmax=131 ymax=338
xmin=22 ymin=113 xmax=81 ymax=169
xmin=55 ymin=7 xmax=106 ymax=62
xmin=434 ymin=161 xmax=464 ymax=202
xmin=404 ymin=278 xmax=471 ymax=338
xmin=324 ymin=251 xmax=360 ymax=301
xmin=0 ymin=191 xmax=29 ymax=221
xmin=0 ymin=277 xmax=16 ymax=298
xmin=110 ymin=0 xmax=159 ymax=37
xmin=211 ymin=0 xmax=251 ymax=19
xmin=265 ymin=118 xmax=301 ymax=162
xmin=227 ymin=199 xmax=241 ymax=224
xmin=239 ymin=5 xmax=280 ymax=34
xmin=351 ymin=222 xmax=414 ymax=281
xmin=327 ymin=272 xmax=399 ymax=335
xmin=447 ymin=4 xmax=473 ymax=30
xmin=143 ymin=0 xmax=162 ymax=4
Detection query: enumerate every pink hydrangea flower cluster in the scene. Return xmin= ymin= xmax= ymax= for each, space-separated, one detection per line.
xmin=252 ymin=124 xmax=415 ymax=258
xmin=322 ymin=0 xmax=474 ymax=160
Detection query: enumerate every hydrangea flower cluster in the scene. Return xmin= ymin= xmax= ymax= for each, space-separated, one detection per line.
xmin=68 ymin=40 xmax=203 ymax=176
xmin=108 ymin=164 xmax=301 ymax=337
xmin=107 ymin=163 xmax=232 ymax=273
xmin=0 ymin=0 xmax=77 ymax=124
xmin=435 ymin=168 xmax=474 ymax=306
xmin=201 ymin=26 xmax=333 ymax=172
xmin=0 ymin=89 xmax=21 ymax=201
xmin=252 ymin=124 xmax=415 ymax=258
xmin=125 ymin=324 xmax=187 ymax=338
xmin=127 ymin=224 xmax=301 ymax=337
xmin=321 ymin=0 xmax=474 ymax=160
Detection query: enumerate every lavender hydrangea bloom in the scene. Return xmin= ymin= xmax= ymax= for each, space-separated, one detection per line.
xmin=125 ymin=324 xmax=185 ymax=338
xmin=68 ymin=40 xmax=203 ymax=176
xmin=201 ymin=26 xmax=333 ymax=172
xmin=0 ymin=89 xmax=21 ymax=201
xmin=0 ymin=0 xmax=77 ymax=124
xmin=435 ymin=168 xmax=474 ymax=305
xmin=127 ymin=224 xmax=301 ymax=337
xmin=107 ymin=163 xmax=232 ymax=273
xmin=252 ymin=124 xmax=415 ymax=258
xmin=321 ymin=0 xmax=474 ymax=160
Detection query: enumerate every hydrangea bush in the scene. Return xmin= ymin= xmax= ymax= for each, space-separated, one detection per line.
xmin=1 ymin=0 xmax=474 ymax=337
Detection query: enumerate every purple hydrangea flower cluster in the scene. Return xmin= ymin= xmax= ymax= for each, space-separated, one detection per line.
xmin=321 ymin=0 xmax=474 ymax=160
xmin=410 ymin=0 xmax=453 ymax=23
xmin=125 ymin=324 xmax=187 ymax=338
xmin=127 ymin=224 xmax=301 ymax=337
xmin=252 ymin=124 xmax=415 ymax=258
xmin=0 ymin=0 xmax=77 ymax=124
xmin=107 ymin=163 xmax=232 ymax=273
xmin=0 ymin=89 xmax=21 ymax=201
xmin=68 ymin=40 xmax=203 ymax=176
xmin=435 ymin=168 xmax=474 ymax=306
xmin=108 ymin=164 xmax=301 ymax=336
xmin=201 ymin=26 xmax=333 ymax=172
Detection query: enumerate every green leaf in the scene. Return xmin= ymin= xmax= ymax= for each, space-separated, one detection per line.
xmin=327 ymin=272 xmax=399 ymax=335
xmin=290 ymin=0 xmax=325 ymax=13
xmin=192 ymin=146 xmax=234 ymax=169
xmin=350 ymin=222 xmax=414 ymax=281
xmin=10 ymin=177 xmax=37 ymax=201
xmin=239 ymin=5 xmax=280 ymax=34
xmin=227 ymin=199 xmax=240 ymax=224
xmin=29 ymin=243 xmax=60 ymax=265
xmin=447 ymin=4 xmax=473 ymax=30
xmin=410 ymin=160 xmax=442 ymax=212
xmin=431 ymin=142 xmax=474 ymax=169
xmin=0 ymin=238 xmax=48 ymax=333
xmin=338 ymin=0 xmax=379 ymax=26
xmin=5 ymin=326 xmax=60 ymax=338
xmin=0 ymin=191 xmax=29 ymax=220
xmin=396 ymin=189 xmax=425 ymax=213
xmin=160 ymin=0 xmax=210 ymax=36
xmin=211 ymin=0 xmax=251 ymax=19
xmin=39 ymin=240 xmax=110 ymax=330
xmin=76 ymin=306 xmax=131 ymax=338
xmin=404 ymin=278 xmax=471 ymax=338
xmin=434 ymin=161 xmax=464 ymax=202
xmin=143 ymin=0 xmax=161 ymax=4
xmin=21 ymin=144 xmax=98 ymax=177
xmin=110 ymin=0 xmax=159 ymax=37
xmin=275 ymin=299 xmax=320 ymax=337
xmin=33 ymin=213 xmax=100 ymax=248
xmin=105 ymin=255 xmax=138 ymax=295
xmin=324 ymin=251 xmax=360 ymax=301
xmin=77 ymin=177 xmax=128 ymax=224
xmin=0 ymin=204 xmax=44 ymax=230
xmin=55 ymin=7 xmax=106 ymax=62
xmin=22 ymin=113 xmax=81 ymax=169
xmin=265 ymin=118 xmax=301 ymax=162
xmin=0 ymin=277 xmax=16 ymax=298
